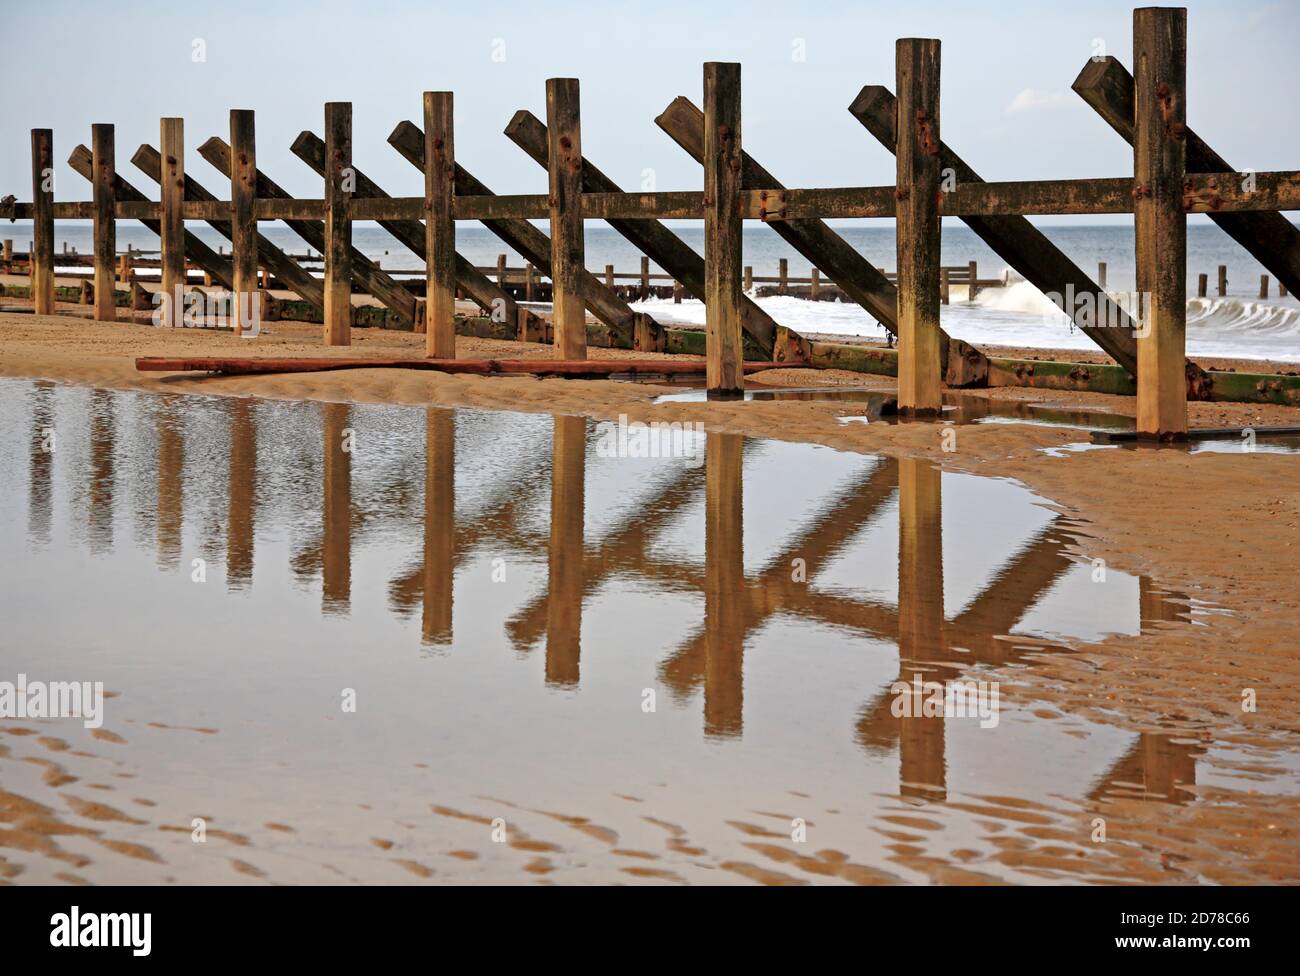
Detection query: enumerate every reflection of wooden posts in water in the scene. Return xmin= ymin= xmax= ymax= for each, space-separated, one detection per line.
xmin=156 ymin=403 xmax=183 ymax=569
xmin=1138 ymin=575 xmax=1185 ymax=629
xmin=87 ymin=390 xmax=115 ymax=554
xmin=226 ymin=399 xmax=256 ymax=589
xmin=422 ymin=409 xmax=455 ymax=644
xmin=546 ymin=415 xmax=586 ymax=686
xmin=27 ymin=382 xmax=55 ymax=543
xmin=896 ymin=457 xmax=947 ymax=799
xmin=1090 ymin=732 xmax=1202 ymax=804
xmin=321 ymin=403 xmax=352 ymax=611
xmin=704 ymin=432 xmax=745 ymax=737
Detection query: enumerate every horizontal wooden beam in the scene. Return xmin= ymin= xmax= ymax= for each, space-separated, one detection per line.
xmin=7 ymin=170 xmax=1299 ymax=226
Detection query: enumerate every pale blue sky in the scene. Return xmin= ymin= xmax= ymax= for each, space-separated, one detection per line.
xmin=2 ymin=0 xmax=1297 ymax=225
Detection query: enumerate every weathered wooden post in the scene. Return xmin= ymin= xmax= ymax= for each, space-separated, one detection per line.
xmin=524 ymin=262 xmax=535 ymax=302
xmin=703 ymin=61 xmax=744 ymax=395
xmin=673 ymin=280 xmax=683 ymax=303
xmin=1197 ymin=273 xmax=1207 ymax=298
xmin=423 ymin=91 xmax=457 ymax=358
xmin=323 ymin=102 xmax=352 ymax=346
xmin=496 ymin=253 xmax=507 ymax=288
xmin=1218 ymin=264 xmax=1227 ymax=296
xmin=2 ymin=240 xmax=11 ymax=265
xmin=158 ymin=118 xmax=186 ymax=327
xmin=743 ymin=265 xmax=752 ymax=292
xmin=640 ymin=255 xmax=650 ymax=300
xmin=1133 ymin=6 xmax=1187 ymax=439
xmin=604 ymin=264 xmax=614 ymax=289
xmin=810 ymin=267 xmax=821 ymax=300
xmin=1260 ymin=274 xmax=1269 ymax=299
xmin=895 ymin=39 xmax=943 ymax=416
xmin=230 ymin=109 xmax=258 ymax=335
xmin=1098 ymin=261 xmax=1107 ymax=289
xmin=778 ymin=257 xmax=788 ymax=295
xmin=967 ymin=260 xmax=978 ymax=300
xmin=940 ymin=267 xmax=950 ymax=305
xmin=91 ymin=124 xmax=116 ymax=322
xmin=30 ymin=129 xmax=55 ymax=315
xmin=545 ymin=78 xmax=586 ymax=360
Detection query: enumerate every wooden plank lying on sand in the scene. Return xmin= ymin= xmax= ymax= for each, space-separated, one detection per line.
xmin=135 ymin=356 xmax=791 ymax=378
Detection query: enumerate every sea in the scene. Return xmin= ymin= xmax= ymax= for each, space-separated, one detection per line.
xmin=12 ymin=221 xmax=1300 ymax=363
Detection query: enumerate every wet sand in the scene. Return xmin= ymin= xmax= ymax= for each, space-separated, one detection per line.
xmin=1 ymin=307 xmax=1298 ymax=884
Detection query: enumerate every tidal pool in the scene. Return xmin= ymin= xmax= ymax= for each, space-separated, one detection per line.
xmin=0 ymin=378 xmax=1240 ymax=884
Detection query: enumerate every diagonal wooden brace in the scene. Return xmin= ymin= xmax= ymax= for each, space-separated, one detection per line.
xmin=387 ymin=121 xmax=657 ymax=351
xmin=503 ymin=110 xmax=803 ymax=363
xmin=289 ymin=130 xmax=543 ymax=341
xmin=198 ymin=136 xmax=417 ymax=328
xmin=67 ymin=144 xmax=234 ymax=290
xmin=131 ymin=143 xmax=324 ymax=309
xmin=656 ymin=95 xmax=989 ymax=386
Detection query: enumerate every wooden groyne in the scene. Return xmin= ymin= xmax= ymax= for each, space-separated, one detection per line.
xmin=4 ymin=6 xmax=1300 ymax=434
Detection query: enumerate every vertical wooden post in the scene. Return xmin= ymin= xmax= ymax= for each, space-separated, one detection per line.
xmin=159 ymin=118 xmax=185 ymax=327
xmin=496 ymin=253 xmax=507 ymax=288
xmin=743 ymin=265 xmax=752 ymax=292
xmin=1259 ymin=274 xmax=1269 ymax=299
xmin=524 ymin=262 xmax=535 ymax=302
xmin=967 ymin=260 xmax=978 ymax=300
xmin=604 ymin=263 xmax=614 ymax=289
xmin=1133 ymin=7 xmax=1187 ymax=440
xmin=230 ymin=109 xmax=258 ymax=336
xmin=895 ymin=39 xmax=943 ymax=415
xmin=2 ymin=240 xmax=11 ymax=265
xmin=940 ymin=267 xmax=950 ymax=305
xmin=640 ymin=255 xmax=650 ymax=300
xmin=703 ymin=61 xmax=744 ymax=395
xmin=423 ymin=91 xmax=457 ymax=358
xmin=1098 ymin=261 xmax=1108 ymax=290
xmin=30 ymin=129 xmax=55 ymax=316
xmin=673 ymin=280 xmax=683 ymax=303
xmin=778 ymin=257 xmax=788 ymax=295
xmin=1217 ymin=264 xmax=1227 ymax=296
xmin=545 ymin=78 xmax=586 ymax=360
xmin=91 ymin=124 xmax=116 ymax=322
xmin=1197 ymin=273 xmax=1207 ymax=297
xmin=323 ymin=102 xmax=352 ymax=346
xmin=810 ymin=267 xmax=821 ymax=300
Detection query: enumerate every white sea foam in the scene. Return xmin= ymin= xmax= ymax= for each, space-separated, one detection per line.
xmin=629 ymin=284 xmax=1300 ymax=362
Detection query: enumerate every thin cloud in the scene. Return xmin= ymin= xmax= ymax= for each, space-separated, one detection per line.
xmin=1005 ymin=88 xmax=1072 ymax=114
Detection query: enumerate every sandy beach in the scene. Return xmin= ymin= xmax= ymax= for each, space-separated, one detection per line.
xmin=1 ymin=304 xmax=1297 ymax=884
